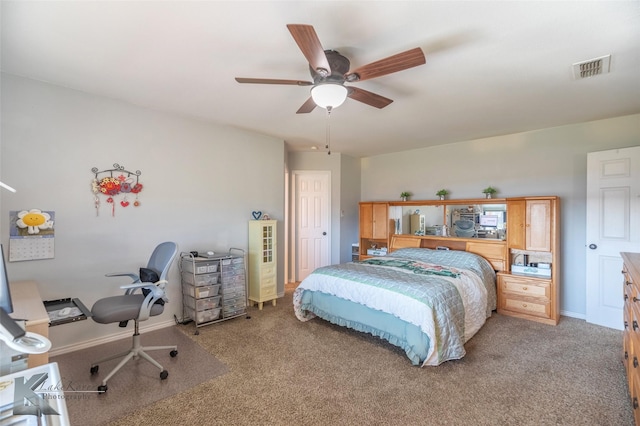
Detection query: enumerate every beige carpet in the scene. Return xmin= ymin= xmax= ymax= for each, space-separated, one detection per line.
xmin=51 ymin=326 xmax=228 ymax=426
xmin=101 ymin=283 xmax=634 ymax=426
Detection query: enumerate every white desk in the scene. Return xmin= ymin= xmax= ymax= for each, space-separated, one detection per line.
xmin=8 ymin=280 xmax=50 ymax=368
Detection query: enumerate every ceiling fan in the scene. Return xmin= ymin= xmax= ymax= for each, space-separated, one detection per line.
xmin=235 ymin=24 xmax=426 ymax=114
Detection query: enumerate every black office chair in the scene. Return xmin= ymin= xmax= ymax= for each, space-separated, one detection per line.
xmin=90 ymin=241 xmax=178 ymax=393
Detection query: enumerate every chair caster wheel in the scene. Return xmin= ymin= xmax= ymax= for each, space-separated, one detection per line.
xmin=98 ymin=385 xmax=107 ymax=393
xmin=160 ymin=370 xmax=168 ymax=380
xmin=170 ymin=350 xmax=178 ymax=357
xmin=90 ymin=365 xmax=99 ymax=375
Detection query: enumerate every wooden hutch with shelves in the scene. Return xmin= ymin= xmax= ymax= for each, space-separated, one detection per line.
xmin=358 ymin=202 xmax=390 ymax=258
xmin=358 ymin=196 xmax=560 ymax=325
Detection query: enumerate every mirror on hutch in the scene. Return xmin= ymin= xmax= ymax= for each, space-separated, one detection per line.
xmin=388 ymin=200 xmax=507 ymax=240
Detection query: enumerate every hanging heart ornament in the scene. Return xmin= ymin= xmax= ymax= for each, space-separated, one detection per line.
xmin=252 ymin=211 xmax=262 ymax=220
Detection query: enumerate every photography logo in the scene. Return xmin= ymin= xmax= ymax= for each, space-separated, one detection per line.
xmin=1 ymin=371 xmax=96 ymax=420
xmin=1 ymin=372 xmax=59 ymax=418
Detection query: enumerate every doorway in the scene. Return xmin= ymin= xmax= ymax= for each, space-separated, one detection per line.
xmin=586 ymin=146 xmax=640 ymax=329
xmin=292 ymin=171 xmax=331 ymax=282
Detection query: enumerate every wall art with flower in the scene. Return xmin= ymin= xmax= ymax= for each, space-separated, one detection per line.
xmin=91 ymin=163 xmax=143 ymax=217
xmin=9 ymin=209 xmax=55 ymax=261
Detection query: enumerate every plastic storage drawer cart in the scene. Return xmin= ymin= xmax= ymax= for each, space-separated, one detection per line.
xmin=180 ymin=249 xmax=247 ymax=333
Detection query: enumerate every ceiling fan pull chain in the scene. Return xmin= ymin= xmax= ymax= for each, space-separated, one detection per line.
xmin=326 ymin=106 xmax=332 ymax=155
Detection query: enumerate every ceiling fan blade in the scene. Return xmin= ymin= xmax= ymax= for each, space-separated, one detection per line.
xmin=235 ymin=77 xmax=313 ymax=86
xmin=287 ymin=24 xmax=331 ymax=76
xmin=346 ymin=47 xmax=426 ymax=82
xmin=347 ymin=87 xmax=393 ymax=109
xmin=296 ymin=97 xmax=317 ymax=114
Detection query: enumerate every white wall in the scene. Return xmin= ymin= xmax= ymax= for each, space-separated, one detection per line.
xmin=2 ymin=71 xmax=638 ymax=351
xmin=340 ymin=154 xmax=361 ymax=263
xmin=286 ymin=151 xmax=360 ymax=269
xmin=361 ymin=114 xmax=640 ymax=318
xmin=1 ymin=74 xmax=285 ymax=351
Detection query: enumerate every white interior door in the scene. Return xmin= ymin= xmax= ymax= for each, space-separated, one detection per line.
xmin=294 ymin=171 xmax=330 ymax=281
xmin=586 ymin=146 xmax=640 ymax=329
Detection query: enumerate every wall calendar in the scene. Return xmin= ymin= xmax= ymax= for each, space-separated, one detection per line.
xmin=9 ymin=209 xmax=55 ymax=261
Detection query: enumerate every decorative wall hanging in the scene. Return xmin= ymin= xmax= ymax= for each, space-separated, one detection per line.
xmin=9 ymin=209 xmax=55 ymax=261
xmin=91 ymin=163 xmax=143 ymax=216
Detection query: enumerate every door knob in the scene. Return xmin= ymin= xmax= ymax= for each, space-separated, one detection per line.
xmin=588 ymin=243 xmax=597 ymax=250
xmin=322 ymin=232 xmax=327 ymax=236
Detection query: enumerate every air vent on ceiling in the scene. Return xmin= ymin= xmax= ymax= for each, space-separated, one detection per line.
xmin=572 ymin=55 xmax=611 ymax=80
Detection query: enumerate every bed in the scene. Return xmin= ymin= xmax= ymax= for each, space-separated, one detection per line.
xmin=293 ymin=245 xmax=497 ymax=366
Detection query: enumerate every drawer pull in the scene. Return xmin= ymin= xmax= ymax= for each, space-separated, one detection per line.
xmin=634 ymin=357 xmax=639 ymax=368
xmin=634 ymin=297 xmax=639 ymax=303
xmin=625 ymin=294 xmax=629 ymax=301
xmin=625 ymin=320 xmax=629 ymax=329
xmin=625 ymin=351 xmax=629 ymax=360
xmin=522 ymin=303 xmax=528 ymax=308
xmin=628 ymin=281 xmax=633 ymax=286
xmin=635 ymin=397 xmax=639 ymax=410
xmin=634 ymin=320 xmax=639 ymax=331
xmin=522 ymin=287 xmax=528 ymax=291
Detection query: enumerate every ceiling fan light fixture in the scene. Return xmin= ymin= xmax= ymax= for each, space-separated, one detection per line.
xmin=311 ymin=83 xmax=348 ymax=109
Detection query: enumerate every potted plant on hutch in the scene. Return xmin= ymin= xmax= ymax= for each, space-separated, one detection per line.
xmin=436 ymin=189 xmax=449 ymax=200
xmin=400 ymin=191 xmax=411 ymax=201
xmin=482 ymin=186 xmax=498 ymax=199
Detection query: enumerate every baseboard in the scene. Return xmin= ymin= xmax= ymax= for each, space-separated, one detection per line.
xmin=560 ymin=309 xmax=586 ymax=320
xmin=48 ymin=318 xmax=178 ymax=357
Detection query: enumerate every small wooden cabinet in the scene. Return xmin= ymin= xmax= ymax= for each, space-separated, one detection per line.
xmin=500 ymin=196 xmax=559 ymax=325
xmin=506 ymin=199 xmax=525 ymax=249
xmin=525 ymin=199 xmax=552 ymax=251
xmin=622 ymin=252 xmax=640 ymax=425
xmin=360 ymin=202 xmax=388 ymax=240
xmin=248 ymin=220 xmax=278 ymax=310
xmin=359 ymin=202 xmax=389 ymax=259
xmin=507 ymin=198 xmax=551 ymax=251
xmin=497 ymin=272 xmax=554 ymax=324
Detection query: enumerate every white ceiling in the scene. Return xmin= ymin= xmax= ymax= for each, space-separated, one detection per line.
xmin=2 ymin=1 xmax=640 ymax=158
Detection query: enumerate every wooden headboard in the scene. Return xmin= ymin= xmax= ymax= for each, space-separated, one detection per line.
xmin=389 ymin=234 xmax=507 ymax=272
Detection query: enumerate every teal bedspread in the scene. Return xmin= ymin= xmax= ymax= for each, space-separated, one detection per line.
xmin=293 ymin=248 xmax=496 ymax=366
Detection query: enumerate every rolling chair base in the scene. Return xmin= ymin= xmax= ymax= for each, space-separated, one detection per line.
xmin=90 ymin=322 xmax=178 ymax=393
